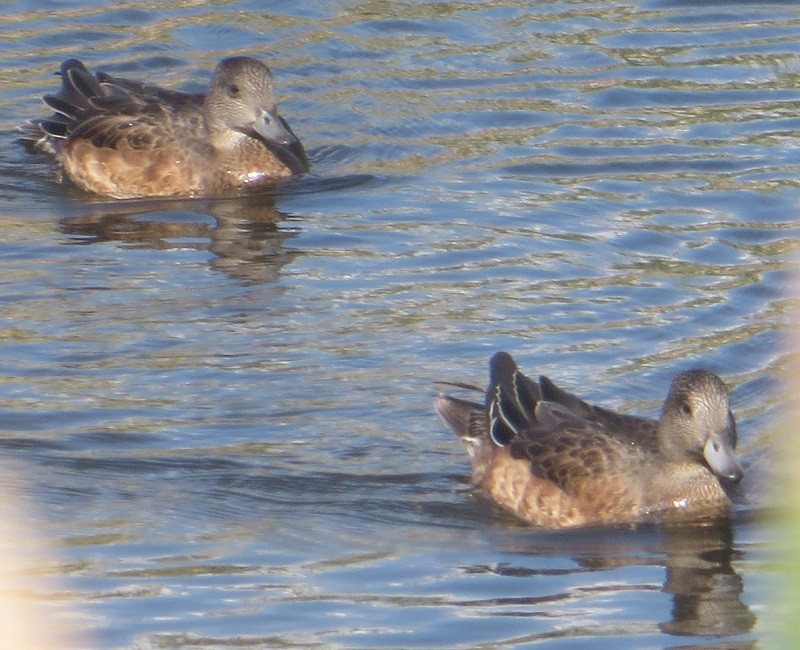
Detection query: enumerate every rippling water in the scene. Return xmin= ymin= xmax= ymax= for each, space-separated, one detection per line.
xmin=0 ymin=0 xmax=795 ymax=648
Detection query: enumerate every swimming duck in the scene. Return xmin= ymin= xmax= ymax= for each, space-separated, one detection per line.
xmin=19 ymin=57 xmax=309 ymax=199
xmin=435 ymin=351 xmax=742 ymax=528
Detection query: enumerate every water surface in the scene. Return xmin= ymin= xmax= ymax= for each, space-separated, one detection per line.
xmin=0 ymin=0 xmax=795 ymax=648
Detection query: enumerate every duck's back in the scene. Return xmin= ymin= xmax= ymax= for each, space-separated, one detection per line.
xmin=538 ymin=374 xmax=660 ymax=450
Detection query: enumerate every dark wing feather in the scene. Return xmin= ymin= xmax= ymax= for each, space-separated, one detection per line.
xmin=487 ymin=351 xmax=543 ymax=446
xmin=539 ymin=374 xmax=658 ymax=447
xmin=96 ymin=70 xmax=205 ymax=108
xmin=38 ymin=60 xmax=104 ymax=131
xmin=62 ymin=60 xmax=104 ymax=102
xmin=41 ymin=94 xmax=82 ymax=119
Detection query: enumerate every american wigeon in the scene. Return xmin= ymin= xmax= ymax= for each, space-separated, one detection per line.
xmin=435 ymin=352 xmax=742 ymax=528
xmin=18 ymin=57 xmax=309 ymax=199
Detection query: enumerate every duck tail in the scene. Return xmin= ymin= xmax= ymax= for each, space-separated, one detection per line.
xmin=435 ymin=395 xmax=482 ymax=437
xmin=16 ymin=118 xmax=53 ymax=153
xmin=19 ymin=59 xmax=105 ymax=151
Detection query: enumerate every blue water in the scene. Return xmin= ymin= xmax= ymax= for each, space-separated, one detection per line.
xmin=0 ymin=0 xmax=794 ymax=647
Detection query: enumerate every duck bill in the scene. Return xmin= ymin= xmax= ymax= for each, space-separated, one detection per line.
xmin=253 ymin=107 xmax=310 ymax=174
xmin=703 ymin=430 xmax=743 ymax=483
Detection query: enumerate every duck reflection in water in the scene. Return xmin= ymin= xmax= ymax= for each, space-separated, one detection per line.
xmin=466 ymin=517 xmax=755 ymax=639
xmin=658 ymin=518 xmax=756 ymax=637
xmin=58 ymin=193 xmax=299 ymax=285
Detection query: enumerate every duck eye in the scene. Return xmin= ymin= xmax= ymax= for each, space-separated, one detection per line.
xmin=681 ymin=402 xmax=693 ymax=416
xmin=227 ymin=84 xmax=241 ymax=98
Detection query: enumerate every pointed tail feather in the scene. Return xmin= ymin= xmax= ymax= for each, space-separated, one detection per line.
xmin=434 ymin=395 xmax=482 ymax=440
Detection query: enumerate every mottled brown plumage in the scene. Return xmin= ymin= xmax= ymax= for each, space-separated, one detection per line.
xmin=19 ymin=57 xmax=309 ymax=199
xmin=435 ymin=352 xmax=742 ymax=528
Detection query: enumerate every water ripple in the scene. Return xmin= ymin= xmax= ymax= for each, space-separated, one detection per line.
xmin=0 ymin=0 xmax=793 ymax=648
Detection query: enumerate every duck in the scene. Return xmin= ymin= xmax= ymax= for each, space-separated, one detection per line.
xmin=18 ymin=57 xmax=309 ymax=199
xmin=435 ymin=351 xmax=743 ymax=528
